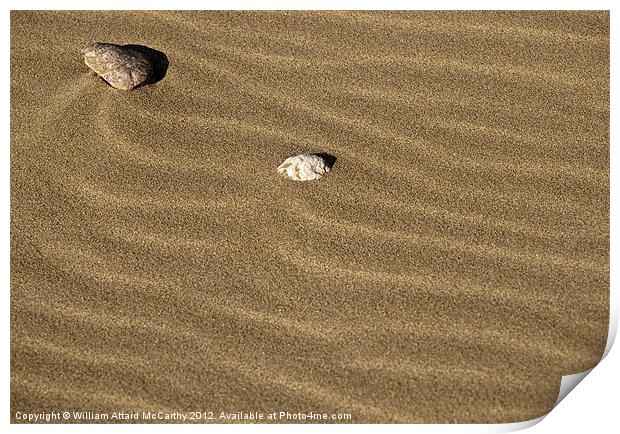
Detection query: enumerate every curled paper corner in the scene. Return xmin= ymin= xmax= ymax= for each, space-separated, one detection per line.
xmin=481 ymin=369 xmax=594 ymax=433
xmin=546 ymin=313 xmax=617 ymax=411
xmin=550 ymin=294 xmax=619 ymax=407
xmin=542 ymin=296 xmax=617 ymax=422
xmin=554 ymin=368 xmax=595 ymax=407
xmin=491 ymin=315 xmax=617 ymax=433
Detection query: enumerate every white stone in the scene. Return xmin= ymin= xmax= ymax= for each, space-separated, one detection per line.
xmin=277 ymin=153 xmax=333 ymax=181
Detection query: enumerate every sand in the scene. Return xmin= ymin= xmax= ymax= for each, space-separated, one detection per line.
xmin=10 ymin=11 xmax=609 ymax=423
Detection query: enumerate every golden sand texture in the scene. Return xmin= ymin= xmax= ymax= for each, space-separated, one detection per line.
xmin=10 ymin=11 xmax=609 ymax=423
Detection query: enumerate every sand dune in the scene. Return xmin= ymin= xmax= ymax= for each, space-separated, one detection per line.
xmin=10 ymin=11 xmax=609 ymax=423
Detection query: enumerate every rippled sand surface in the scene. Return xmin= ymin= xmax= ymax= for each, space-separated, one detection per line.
xmin=10 ymin=11 xmax=609 ymax=423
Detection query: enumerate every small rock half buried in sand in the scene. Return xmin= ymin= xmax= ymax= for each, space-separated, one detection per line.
xmin=81 ymin=42 xmax=154 ymax=90
xmin=277 ymin=153 xmax=334 ymax=181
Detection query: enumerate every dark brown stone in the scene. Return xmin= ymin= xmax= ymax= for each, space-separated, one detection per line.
xmin=81 ymin=42 xmax=167 ymax=90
